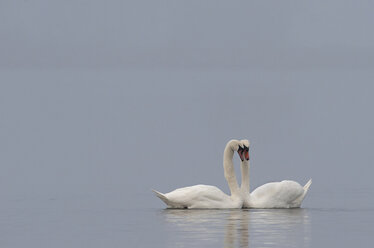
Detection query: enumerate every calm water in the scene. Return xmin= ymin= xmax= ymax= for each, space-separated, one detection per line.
xmin=1 ymin=189 xmax=373 ymax=248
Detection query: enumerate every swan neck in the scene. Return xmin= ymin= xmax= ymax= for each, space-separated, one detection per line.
xmin=240 ymin=160 xmax=250 ymax=194
xmin=223 ymin=142 xmax=240 ymax=196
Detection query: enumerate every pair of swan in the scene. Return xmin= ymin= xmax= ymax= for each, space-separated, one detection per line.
xmin=153 ymin=139 xmax=312 ymax=209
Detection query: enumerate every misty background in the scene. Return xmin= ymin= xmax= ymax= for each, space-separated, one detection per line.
xmin=1 ymin=1 xmax=374 ymax=210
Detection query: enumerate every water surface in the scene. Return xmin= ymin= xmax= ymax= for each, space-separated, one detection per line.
xmin=1 ymin=190 xmax=373 ymax=248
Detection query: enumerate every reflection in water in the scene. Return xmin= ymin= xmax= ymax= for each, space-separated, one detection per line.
xmin=250 ymin=209 xmax=311 ymax=247
xmin=160 ymin=208 xmax=310 ymax=248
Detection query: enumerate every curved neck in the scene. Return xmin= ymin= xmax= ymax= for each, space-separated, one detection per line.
xmin=223 ymin=142 xmax=240 ymax=196
xmin=240 ymin=160 xmax=250 ymax=194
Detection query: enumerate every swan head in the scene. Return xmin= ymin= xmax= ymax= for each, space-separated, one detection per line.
xmin=227 ymin=139 xmax=248 ymax=161
xmin=238 ymin=139 xmax=250 ymax=161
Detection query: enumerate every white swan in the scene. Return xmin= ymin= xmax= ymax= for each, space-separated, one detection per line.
xmin=238 ymin=140 xmax=312 ymax=208
xmin=152 ymin=139 xmax=244 ymax=209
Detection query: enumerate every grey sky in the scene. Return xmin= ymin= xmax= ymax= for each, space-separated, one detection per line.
xmin=1 ymin=1 xmax=373 ymax=69
xmin=1 ymin=1 xmax=373 ymax=208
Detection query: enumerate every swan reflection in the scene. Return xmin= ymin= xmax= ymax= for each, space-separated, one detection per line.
xmin=160 ymin=208 xmax=310 ymax=248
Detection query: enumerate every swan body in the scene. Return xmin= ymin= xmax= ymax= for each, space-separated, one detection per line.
xmin=244 ymin=179 xmax=312 ymax=208
xmin=239 ymin=139 xmax=312 ymax=209
xmin=152 ymin=185 xmax=241 ymax=209
xmin=153 ymin=140 xmax=244 ymax=209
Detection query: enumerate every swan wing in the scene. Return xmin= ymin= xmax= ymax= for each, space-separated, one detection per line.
xmin=250 ymin=180 xmax=305 ymax=208
xmin=153 ymin=185 xmax=237 ymax=209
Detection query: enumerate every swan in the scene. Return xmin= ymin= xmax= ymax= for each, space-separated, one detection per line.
xmin=152 ymin=139 xmax=244 ymax=209
xmin=238 ymin=139 xmax=312 ymax=208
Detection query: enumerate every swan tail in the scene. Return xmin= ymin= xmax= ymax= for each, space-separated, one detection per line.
xmin=152 ymin=189 xmax=169 ymax=204
xmin=303 ymin=179 xmax=312 ymax=192
xmin=152 ymin=189 xmax=177 ymax=208
xmin=292 ymin=179 xmax=312 ymax=207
